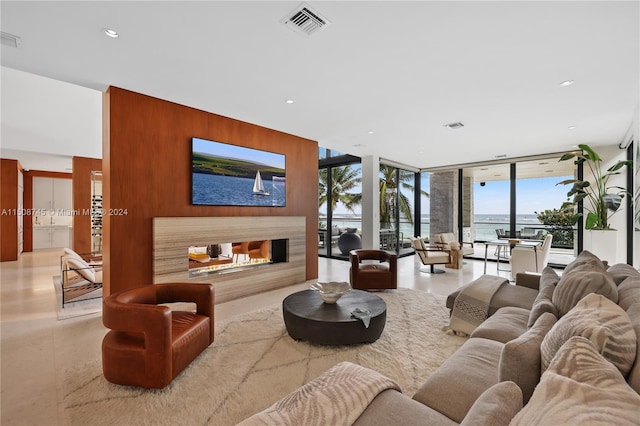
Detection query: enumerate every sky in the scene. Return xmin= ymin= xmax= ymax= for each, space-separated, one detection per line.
xmin=192 ymin=137 xmax=285 ymax=169
xmin=326 ymin=171 xmax=573 ymax=217
xmin=474 ymin=176 xmax=572 ymax=215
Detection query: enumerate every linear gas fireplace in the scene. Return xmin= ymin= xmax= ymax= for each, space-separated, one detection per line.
xmin=153 ymin=216 xmax=306 ymax=303
xmin=188 ymin=239 xmax=288 ymax=277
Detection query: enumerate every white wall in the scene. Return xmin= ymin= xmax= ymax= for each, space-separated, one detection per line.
xmin=581 ymin=144 xmax=631 ymax=264
xmin=0 ymin=67 xmax=102 ymax=171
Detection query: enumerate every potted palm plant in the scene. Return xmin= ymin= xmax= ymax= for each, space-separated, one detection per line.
xmin=557 ymin=144 xmax=632 ymax=230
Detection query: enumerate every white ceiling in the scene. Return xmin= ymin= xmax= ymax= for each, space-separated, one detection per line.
xmin=1 ymin=1 xmax=638 ymax=172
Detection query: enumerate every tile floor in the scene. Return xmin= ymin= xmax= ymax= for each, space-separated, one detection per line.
xmin=0 ymin=248 xmax=513 ymax=425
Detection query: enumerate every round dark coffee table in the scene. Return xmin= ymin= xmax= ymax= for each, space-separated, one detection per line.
xmin=282 ymin=289 xmax=387 ymax=345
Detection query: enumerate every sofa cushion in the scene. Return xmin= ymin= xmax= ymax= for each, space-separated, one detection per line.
xmin=412 ymin=338 xmax=502 ymax=423
xmin=470 ymin=307 xmax=530 ymax=344
xmin=527 ymin=267 xmax=560 ymax=327
xmin=618 ymin=276 xmax=640 ymax=311
xmin=541 ymin=293 xmax=637 ymax=376
xmin=607 ymin=263 xmax=640 ymax=285
xmin=627 ymin=302 xmax=640 ymax=394
xmin=511 ymin=336 xmax=640 ymax=426
xmin=499 ymin=312 xmax=557 ymax=404
xmin=354 ymin=389 xmax=457 ymax=426
xmin=562 ymin=250 xmax=606 ymax=274
xmin=489 ymin=285 xmax=538 ymax=314
xmin=552 ymin=268 xmax=617 ymax=317
xmin=459 ymin=381 xmax=522 ymax=426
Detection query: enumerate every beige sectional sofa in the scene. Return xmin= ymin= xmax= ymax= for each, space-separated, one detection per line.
xmin=241 ymin=251 xmax=640 ymax=425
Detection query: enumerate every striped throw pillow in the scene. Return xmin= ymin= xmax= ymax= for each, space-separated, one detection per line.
xmin=511 ymin=336 xmax=640 ymax=426
xmin=541 ymin=293 xmax=636 ymax=376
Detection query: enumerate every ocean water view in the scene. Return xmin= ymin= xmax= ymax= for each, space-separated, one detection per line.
xmin=193 ymin=173 xmax=286 ymax=207
xmin=324 ymin=214 xmax=547 ymax=242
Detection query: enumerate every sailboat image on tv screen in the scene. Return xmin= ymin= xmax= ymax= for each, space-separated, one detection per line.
xmin=252 ymin=171 xmax=270 ymax=196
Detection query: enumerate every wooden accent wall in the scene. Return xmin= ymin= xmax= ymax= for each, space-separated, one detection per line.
xmin=103 ymin=87 xmax=319 ymax=296
xmin=72 ymin=157 xmax=102 ymax=253
xmin=153 ymin=216 xmax=306 ymax=303
xmin=1 ymin=159 xmax=20 ymax=261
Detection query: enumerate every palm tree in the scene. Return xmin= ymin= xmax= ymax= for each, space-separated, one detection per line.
xmin=318 ymin=166 xmax=362 ymax=213
xmin=379 ymin=166 xmax=428 ymax=229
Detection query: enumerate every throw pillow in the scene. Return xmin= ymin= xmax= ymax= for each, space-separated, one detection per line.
xmin=499 ymin=312 xmax=557 ymax=404
xmin=562 ymin=250 xmax=606 ymax=275
xmin=540 ymin=293 xmax=636 ymax=376
xmin=552 ymin=269 xmax=618 ymax=317
xmin=607 ymin=263 xmax=640 ymax=285
xmin=527 ymin=299 xmax=557 ymax=328
xmin=459 ymin=381 xmax=522 ymax=426
xmin=539 ymin=266 xmax=561 ymax=290
xmin=66 ymin=257 xmax=98 ymax=283
xmin=617 ymin=276 xmax=640 ymax=312
xmin=511 ymin=336 xmax=640 ymax=426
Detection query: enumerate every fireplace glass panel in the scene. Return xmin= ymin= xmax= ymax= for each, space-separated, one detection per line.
xmin=188 ymin=239 xmax=287 ymax=276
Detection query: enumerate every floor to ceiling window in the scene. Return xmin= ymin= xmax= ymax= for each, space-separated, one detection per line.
xmin=319 ymin=149 xmax=422 ymax=259
xmin=318 ymin=148 xmax=362 ymax=259
xmin=515 ymin=159 xmax=576 ymax=261
xmin=461 ymin=157 xmax=577 ymax=266
xmin=420 ymin=172 xmax=431 ymax=240
xmin=379 ymin=163 xmax=419 ymax=256
xmin=470 ymin=164 xmax=511 ymax=242
xmin=318 ymin=167 xmax=329 ymax=257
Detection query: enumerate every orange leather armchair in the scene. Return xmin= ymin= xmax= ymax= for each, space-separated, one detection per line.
xmin=248 ymin=240 xmax=269 ymax=261
xmin=102 ymin=283 xmax=215 ymax=388
xmin=232 ymin=242 xmax=250 ymax=262
xmin=349 ymin=249 xmax=398 ymax=290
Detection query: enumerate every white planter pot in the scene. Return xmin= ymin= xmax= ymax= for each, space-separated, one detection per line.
xmin=584 ymin=229 xmax=618 ymax=265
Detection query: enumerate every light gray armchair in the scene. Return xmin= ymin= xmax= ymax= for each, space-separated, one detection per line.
xmin=412 ymin=237 xmax=451 ymax=274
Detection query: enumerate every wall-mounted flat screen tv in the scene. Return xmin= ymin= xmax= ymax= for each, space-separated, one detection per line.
xmin=191 ymin=137 xmax=286 ymax=207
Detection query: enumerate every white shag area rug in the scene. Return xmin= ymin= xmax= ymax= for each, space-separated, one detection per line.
xmin=63 ymin=288 xmax=466 ymax=425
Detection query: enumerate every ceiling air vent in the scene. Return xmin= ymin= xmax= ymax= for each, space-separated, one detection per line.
xmin=443 ymin=122 xmax=464 ymax=129
xmin=281 ymin=3 xmax=330 ymax=36
xmin=1 ymin=32 xmax=22 ymax=49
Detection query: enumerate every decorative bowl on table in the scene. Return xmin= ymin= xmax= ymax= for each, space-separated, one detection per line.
xmin=310 ymin=281 xmax=351 ymax=304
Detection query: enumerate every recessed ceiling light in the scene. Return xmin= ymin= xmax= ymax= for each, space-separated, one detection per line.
xmin=285 ymin=99 xmax=294 ymax=104
xmin=367 ymin=131 xmax=375 ymax=135
xmin=559 ymin=80 xmax=575 ymax=87
xmin=103 ymin=28 xmax=119 ymax=38
xmin=568 ymin=126 xmax=577 ymax=130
